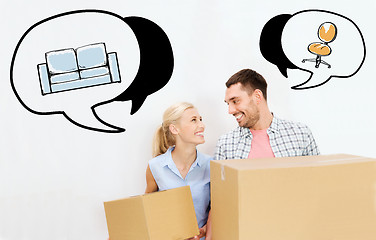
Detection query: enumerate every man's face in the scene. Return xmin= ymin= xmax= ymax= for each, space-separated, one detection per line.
xmin=225 ymin=83 xmax=260 ymax=128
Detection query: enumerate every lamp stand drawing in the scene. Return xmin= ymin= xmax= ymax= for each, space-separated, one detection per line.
xmin=302 ymin=22 xmax=337 ymax=68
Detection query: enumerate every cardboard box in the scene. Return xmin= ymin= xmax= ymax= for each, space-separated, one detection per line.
xmin=104 ymin=186 xmax=199 ymax=240
xmin=211 ymin=154 xmax=376 ymax=240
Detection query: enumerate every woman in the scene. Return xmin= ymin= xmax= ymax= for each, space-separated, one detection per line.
xmin=145 ymin=102 xmax=212 ymax=240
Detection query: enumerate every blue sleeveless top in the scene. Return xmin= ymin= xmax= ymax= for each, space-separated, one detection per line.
xmin=149 ymin=146 xmax=212 ymax=228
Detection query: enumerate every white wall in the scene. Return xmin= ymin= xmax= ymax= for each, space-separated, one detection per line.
xmin=1 ymin=0 xmax=375 ymax=240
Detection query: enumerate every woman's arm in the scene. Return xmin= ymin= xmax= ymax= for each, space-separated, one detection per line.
xmin=145 ymin=165 xmax=158 ymax=193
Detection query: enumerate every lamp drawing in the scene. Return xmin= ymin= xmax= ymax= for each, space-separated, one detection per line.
xmin=302 ymin=22 xmax=337 ymax=68
xmin=37 ymin=42 xmax=121 ymax=95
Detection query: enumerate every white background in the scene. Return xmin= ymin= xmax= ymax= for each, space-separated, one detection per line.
xmin=1 ymin=1 xmax=375 ymax=240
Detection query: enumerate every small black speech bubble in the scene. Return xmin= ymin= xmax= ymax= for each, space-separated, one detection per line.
xmin=259 ymin=14 xmax=298 ymax=78
xmin=113 ymin=16 xmax=174 ymax=115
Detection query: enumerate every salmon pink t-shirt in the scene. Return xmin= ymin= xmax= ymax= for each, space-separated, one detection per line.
xmin=248 ymin=129 xmax=275 ymax=159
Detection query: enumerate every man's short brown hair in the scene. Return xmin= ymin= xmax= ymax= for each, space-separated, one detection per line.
xmin=226 ymin=69 xmax=268 ymax=100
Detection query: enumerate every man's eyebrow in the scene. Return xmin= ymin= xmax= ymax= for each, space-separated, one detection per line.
xmin=225 ymin=96 xmax=238 ymax=103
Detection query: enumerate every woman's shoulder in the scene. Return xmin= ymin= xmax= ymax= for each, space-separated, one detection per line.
xmin=197 ymin=151 xmax=213 ymax=165
xmin=198 ymin=151 xmax=213 ymax=160
xmin=149 ymin=148 xmax=172 ymax=166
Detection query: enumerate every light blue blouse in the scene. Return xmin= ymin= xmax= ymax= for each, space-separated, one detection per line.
xmin=149 ymin=146 xmax=212 ymax=229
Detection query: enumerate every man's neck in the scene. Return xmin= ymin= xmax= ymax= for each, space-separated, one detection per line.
xmin=251 ymin=110 xmax=273 ymax=130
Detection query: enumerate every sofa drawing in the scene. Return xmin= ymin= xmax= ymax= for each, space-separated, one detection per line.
xmin=38 ymin=43 xmax=121 ymax=95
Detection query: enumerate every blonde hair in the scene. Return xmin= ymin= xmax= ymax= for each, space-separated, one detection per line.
xmin=152 ymin=102 xmax=195 ymax=157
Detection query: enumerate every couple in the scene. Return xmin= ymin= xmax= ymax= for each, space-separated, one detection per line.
xmin=145 ymin=69 xmax=320 ymax=240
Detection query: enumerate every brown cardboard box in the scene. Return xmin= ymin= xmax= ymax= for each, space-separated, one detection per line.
xmin=104 ymin=186 xmax=199 ymax=240
xmin=211 ymin=154 xmax=376 ymax=240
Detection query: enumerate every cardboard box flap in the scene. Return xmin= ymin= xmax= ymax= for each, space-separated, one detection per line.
xmin=143 ymin=186 xmax=199 ymax=239
xmin=214 ymin=154 xmax=375 ymax=171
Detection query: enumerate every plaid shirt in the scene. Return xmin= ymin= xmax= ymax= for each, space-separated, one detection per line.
xmin=214 ymin=115 xmax=319 ymax=160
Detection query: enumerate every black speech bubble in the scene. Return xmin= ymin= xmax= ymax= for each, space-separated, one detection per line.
xmin=112 ymin=16 xmax=174 ymax=115
xmin=259 ymin=14 xmax=298 ymax=78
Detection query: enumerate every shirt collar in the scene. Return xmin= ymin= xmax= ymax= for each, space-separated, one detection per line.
xmin=239 ymin=126 xmax=251 ymax=137
xmin=268 ymin=114 xmax=279 ymax=134
xmin=161 ymin=146 xmax=174 ymax=168
xmin=162 ymin=146 xmax=202 ymax=168
xmin=194 ymin=151 xmax=203 ymax=167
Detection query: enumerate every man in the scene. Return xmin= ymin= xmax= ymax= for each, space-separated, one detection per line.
xmin=214 ymin=69 xmax=319 ymax=160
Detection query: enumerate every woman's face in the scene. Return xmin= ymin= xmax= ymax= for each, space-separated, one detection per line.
xmin=173 ymin=108 xmax=205 ymax=146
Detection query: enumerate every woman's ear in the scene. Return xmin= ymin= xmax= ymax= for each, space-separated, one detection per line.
xmin=169 ymin=124 xmax=179 ymax=135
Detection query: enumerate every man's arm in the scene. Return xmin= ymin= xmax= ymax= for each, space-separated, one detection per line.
xmin=304 ymin=127 xmax=320 ymax=156
xmin=214 ymin=139 xmax=226 ymax=160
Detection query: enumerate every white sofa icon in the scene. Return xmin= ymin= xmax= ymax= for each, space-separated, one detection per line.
xmin=38 ymin=43 xmax=121 ymax=95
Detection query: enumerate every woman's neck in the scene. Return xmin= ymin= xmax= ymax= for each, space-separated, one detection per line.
xmin=172 ymin=144 xmax=197 ymax=166
xmin=171 ymin=143 xmax=197 ymax=179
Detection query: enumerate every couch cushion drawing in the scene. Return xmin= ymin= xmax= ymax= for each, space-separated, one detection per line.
xmin=38 ymin=43 xmax=121 ymax=95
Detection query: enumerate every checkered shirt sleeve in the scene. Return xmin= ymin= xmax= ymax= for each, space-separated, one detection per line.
xmin=269 ymin=118 xmax=320 ymax=157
